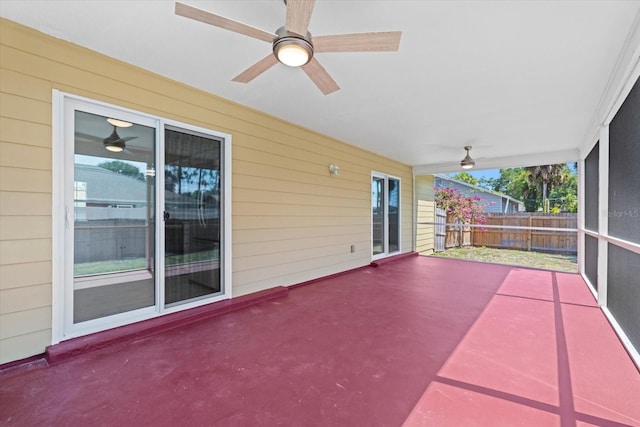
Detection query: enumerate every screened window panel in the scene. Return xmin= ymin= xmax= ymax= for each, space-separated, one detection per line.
xmin=609 ymin=76 xmax=640 ymax=244
xmin=584 ymin=142 xmax=599 ymax=232
xmin=584 ymin=234 xmax=598 ymax=290
xmin=607 ymin=244 xmax=640 ymax=350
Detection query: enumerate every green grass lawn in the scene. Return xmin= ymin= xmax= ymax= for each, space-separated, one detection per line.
xmin=430 ymin=246 xmax=578 ymax=273
xmin=75 ymin=249 xmax=219 ymax=276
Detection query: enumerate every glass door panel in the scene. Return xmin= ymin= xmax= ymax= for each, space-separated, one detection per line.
xmin=372 ymin=176 xmax=385 ymax=256
xmin=164 ymin=128 xmax=222 ymax=306
xmin=73 ymin=110 xmax=156 ymax=323
xmin=372 ymin=174 xmax=400 ymax=259
xmin=388 ymin=178 xmax=400 ymax=253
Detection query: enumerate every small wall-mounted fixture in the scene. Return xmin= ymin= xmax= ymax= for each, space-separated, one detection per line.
xmin=328 ymin=163 xmax=340 ymax=176
xmin=460 ymin=146 xmax=475 ymax=169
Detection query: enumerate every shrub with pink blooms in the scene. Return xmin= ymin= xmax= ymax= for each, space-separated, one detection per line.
xmin=435 ymin=187 xmax=490 ymax=225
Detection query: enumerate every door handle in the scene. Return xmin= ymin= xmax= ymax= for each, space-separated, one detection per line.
xmin=163 ymin=211 xmax=170 ymax=221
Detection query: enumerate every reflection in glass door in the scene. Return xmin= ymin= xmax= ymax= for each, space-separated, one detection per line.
xmin=371 ymin=173 xmax=400 ymax=259
xmin=388 ymin=177 xmax=400 ymax=253
xmin=73 ymin=110 xmax=156 ymax=323
xmin=164 ymin=127 xmax=222 ymax=306
xmin=372 ymin=176 xmax=385 ymax=256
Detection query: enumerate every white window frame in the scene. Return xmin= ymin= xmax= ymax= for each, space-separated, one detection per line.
xmin=371 ymin=171 xmax=401 ymax=261
xmin=52 ymin=91 xmax=232 ymax=343
xmin=577 ymin=60 xmax=640 ymax=369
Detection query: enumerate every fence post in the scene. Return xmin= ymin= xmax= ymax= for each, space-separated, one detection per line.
xmin=528 ymin=216 xmax=532 ymax=251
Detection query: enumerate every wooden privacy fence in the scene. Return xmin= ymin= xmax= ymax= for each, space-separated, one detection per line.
xmin=435 ymin=208 xmax=446 ymax=252
xmin=472 ymin=213 xmax=577 ymax=254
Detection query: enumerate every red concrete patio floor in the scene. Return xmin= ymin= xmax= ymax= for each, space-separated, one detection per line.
xmin=1 ymin=256 xmax=639 ymax=426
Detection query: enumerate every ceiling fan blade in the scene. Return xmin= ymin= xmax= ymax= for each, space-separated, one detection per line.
xmin=75 ymin=132 xmax=103 ymax=143
xmin=232 ymin=54 xmax=279 ymax=83
xmin=286 ymin=0 xmax=315 ymax=36
xmin=314 ymin=31 xmax=402 ymax=53
xmin=302 ymin=58 xmax=339 ymax=95
xmin=175 ymin=2 xmax=275 ymax=43
xmin=117 ymin=137 xmax=138 ymax=143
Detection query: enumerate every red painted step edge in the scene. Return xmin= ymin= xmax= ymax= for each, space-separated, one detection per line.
xmin=45 ymin=286 xmax=289 ymax=365
xmin=370 ymin=251 xmax=418 ymax=267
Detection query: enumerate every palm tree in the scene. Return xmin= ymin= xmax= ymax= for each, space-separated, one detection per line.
xmin=526 ymin=164 xmax=565 ymax=212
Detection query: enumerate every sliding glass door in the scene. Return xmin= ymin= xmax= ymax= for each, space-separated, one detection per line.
xmin=371 ymin=173 xmax=400 ymax=260
xmin=61 ymin=94 xmax=229 ymax=338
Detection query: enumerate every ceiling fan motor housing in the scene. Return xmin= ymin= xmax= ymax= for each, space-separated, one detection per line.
xmin=103 ymin=127 xmax=126 ymax=152
xmin=273 ymin=27 xmax=314 ymax=66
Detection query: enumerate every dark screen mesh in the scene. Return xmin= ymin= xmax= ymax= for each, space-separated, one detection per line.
xmin=584 ymin=143 xmax=599 ymax=232
xmin=607 ymin=244 xmax=640 ymax=350
xmin=584 ymin=235 xmax=598 ymax=290
xmin=609 ymin=76 xmax=640 ymax=244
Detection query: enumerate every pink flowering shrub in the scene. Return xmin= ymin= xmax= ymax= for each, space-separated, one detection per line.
xmin=435 ymin=187 xmax=490 ymax=225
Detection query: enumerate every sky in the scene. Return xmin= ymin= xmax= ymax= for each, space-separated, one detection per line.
xmin=454 ymin=169 xmax=500 ymax=181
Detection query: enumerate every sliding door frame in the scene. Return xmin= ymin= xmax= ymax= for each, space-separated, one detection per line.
xmin=371 ymin=171 xmax=401 ymax=261
xmin=52 ymin=91 xmax=232 ymax=344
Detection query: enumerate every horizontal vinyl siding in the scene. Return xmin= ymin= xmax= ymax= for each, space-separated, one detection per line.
xmin=0 ymin=18 xmax=413 ymax=363
xmin=415 ymin=175 xmax=435 ymax=254
xmin=0 ymin=32 xmax=53 ymax=363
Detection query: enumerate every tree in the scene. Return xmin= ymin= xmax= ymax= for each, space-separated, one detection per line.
xmin=481 ymin=168 xmax=537 ymax=211
xmin=526 ymin=164 xmax=565 ymax=212
xmin=451 ymin=172 xmax=478 ymax=186
xmin=98 ymin=160 xmax=144 ymax=181
xmin=476 ymin=177 xmax=496 ymax=190
xmin=548 ymin=164 xmax=578 ymax=213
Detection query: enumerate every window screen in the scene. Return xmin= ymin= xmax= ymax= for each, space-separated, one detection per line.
xmin=607 ymin=244 xmax=640 ymax=349
xmin=609 ymin=76 xmax=640 ymax=244
xmin=584 ymin=234 xmax=598 ymax=290
xmin=584 ymin=142 xmax=599 ymax=232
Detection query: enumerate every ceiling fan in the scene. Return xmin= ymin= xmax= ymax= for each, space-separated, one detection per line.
xmin=175 ymin=1 xmax=402 ymax=95
xmin=101 ymin=125 xmax=138 ymax=153
xmin=76 ymin=118 xmax=139 ymax=153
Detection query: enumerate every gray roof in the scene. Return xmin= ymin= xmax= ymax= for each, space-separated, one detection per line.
xmin=75 ymin=164 xmax=147 ymax=204
xmin=434 ymin=173 xmax=524 ymax=205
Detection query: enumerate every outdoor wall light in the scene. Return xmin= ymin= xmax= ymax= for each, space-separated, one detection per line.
xmin=329 ymin=163 xmax=340 ymax=176
xmin=460 ymin=146 xmax=475 ymax=169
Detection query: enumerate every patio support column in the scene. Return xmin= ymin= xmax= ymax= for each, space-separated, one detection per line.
xmin=577 ymin=159 xmax=584 ymax=275
xmin=596 ymin=125 xmax=609 ymax=308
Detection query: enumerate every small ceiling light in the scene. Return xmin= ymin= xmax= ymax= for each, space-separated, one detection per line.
xmin=106 ymin=118 xmax=133 ymax=128
xmin=460 ymin=146 xmax=475 ymax=169
xmin=273 ymin=27 xmax=313 ymax=67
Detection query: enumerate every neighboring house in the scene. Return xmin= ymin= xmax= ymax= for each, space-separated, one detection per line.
xmin=434 ymin=174 xmax=524 ymax=213
xmin=74 ymin=164 xmax=147 ymax=208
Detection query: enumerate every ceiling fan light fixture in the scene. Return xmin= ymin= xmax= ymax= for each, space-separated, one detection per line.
xmin=273 ymin=28 xmax=313 ymax=67
xmin=103 ymin=127 xmax=125 ymax=152
xmin=460 ymin=146 xmax=475 ymax=169
xmin=104 ymin=140 xmax=125 ymax=152
xmin=106 ymin=118 xmax=133 ymax=128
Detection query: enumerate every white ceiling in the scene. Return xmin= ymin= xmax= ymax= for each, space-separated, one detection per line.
xmin=2 ymin=1 xmax=639 ymax=172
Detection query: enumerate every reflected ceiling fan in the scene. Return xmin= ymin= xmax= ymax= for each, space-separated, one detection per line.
xmin=175 ymin=1 xmax=402 ymax=95
xmin=76 ymin=118 xmax=139 ymax=153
